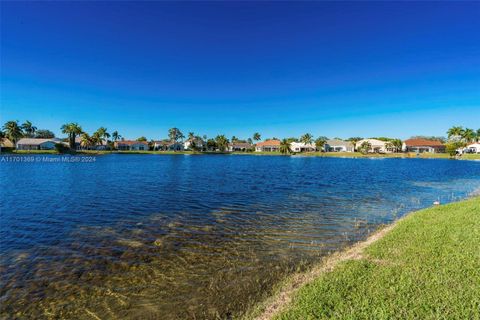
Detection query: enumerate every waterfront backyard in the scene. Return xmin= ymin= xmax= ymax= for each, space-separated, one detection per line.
xmin=1 ymin=155 xmax=479 ymax=319
xmin=268 ymin=196 xmax=480 ymax=320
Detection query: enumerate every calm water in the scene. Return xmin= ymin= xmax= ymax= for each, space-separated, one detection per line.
xmin=1 ymin=155 xmax=479 ymax=319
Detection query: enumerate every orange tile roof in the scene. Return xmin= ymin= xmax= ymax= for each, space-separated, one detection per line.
xmin=115 ymin=140 xmax=148 ymax=145
xmin=404 ymin=139 xmax=444 ymax=147
xmin=256 ymin=139 xmax=280 ymax=147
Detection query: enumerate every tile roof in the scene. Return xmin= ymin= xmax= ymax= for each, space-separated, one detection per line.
xmin=256 ymin=140 xmax=280 ymax=147
xmin=404 ymin=139 xmax=444 ymax=147
xmin=16 ymin=138 xmax=56 ymax=145
xmin=115 ymin=140 xmax=148 ymax=145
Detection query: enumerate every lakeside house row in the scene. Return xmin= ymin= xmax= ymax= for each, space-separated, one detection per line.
xmin=3 ymin=136 xmax=480 ymax=154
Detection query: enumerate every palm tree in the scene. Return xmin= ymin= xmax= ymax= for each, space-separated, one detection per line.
xmin=188 ymin=132 xmax=195 ymax=141
xmin=21 ymin=121 xmax=37 ymax=138
xmin=315 ymin=137 xmax=327 ymax=151
xmin=80 ymin=133 xmax=94 ymax=150
xmin=477 ymin=129 xmax=480 ymax=142
xmin=231 ymin=136 xmax=238 ymax=143
xmin=447 ymin=126 xmax=464 ymax=140
xmin=94 ymin=127 xmax=110 ymax=148
xmin=215 ymin=135 xmax=229 ymax=152
xmin=358 ymin=141 xmax=372 ymax=154
xmin=61 ymin=123 xmax=83 ymax=149
xmin=462 ymin=128 xmax=475 ymax=143
xmin=300 ymin=133 xmax=313 ymax=145
xmin=279 ymin=139 xmax=292 ymax=155
xmin=112 ymin=131 xmax=121 ymax=142
xmin=2 ymin=121 xmax=24 ymax=144
xmin=253 ymin=132 xmax=261 ymax=142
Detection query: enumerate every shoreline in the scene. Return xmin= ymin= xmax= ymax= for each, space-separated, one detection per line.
xmin=247 ymin=195 xmax=480 ymax=320
xmin=2 ymin=150 xmax=480 ymax=160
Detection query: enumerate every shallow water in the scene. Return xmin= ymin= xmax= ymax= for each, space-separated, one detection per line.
xmin=1 ymin=155 xmax=479 ymax=319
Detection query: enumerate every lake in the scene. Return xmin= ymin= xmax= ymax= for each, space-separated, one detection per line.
xmin=1 ymin=154 xmax=479 ymax=319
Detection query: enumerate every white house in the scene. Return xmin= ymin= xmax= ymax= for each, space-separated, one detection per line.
xmin=290 ymin=142 xmax=316 ymax=152
xmin=114 ymin=140 xmax=149 ymax=151
xmin=324 ymin=139 xmax=354 ymax=152
xmin=458 ymin=142 xmax=480 ymax=154
xmin=184 ymin=138 xmax=204 ymax=150
xmin=355 ymin=139 xmax=392 ymax=153
xmin=16 ymin=138 xmax=57 ymax=150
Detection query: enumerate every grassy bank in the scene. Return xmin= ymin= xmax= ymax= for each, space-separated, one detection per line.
xmin=3 ymin=150 xmax=480 ymax=160
xmin=257 ymin=197 xmax=479 ymax=320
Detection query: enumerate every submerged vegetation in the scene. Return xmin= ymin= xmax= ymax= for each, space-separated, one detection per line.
xmin=265 ymin=197 xmax=480 ymax=320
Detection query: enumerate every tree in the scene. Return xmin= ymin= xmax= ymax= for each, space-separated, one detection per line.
xmin=21 ymin=121 xmax=37 ymax=138
xmin=92 ymin=127 xmax=110 ymax=148
xmin=188 ymin=132 xmax=195 ymax=141
xmin=346 ymin=137 xmax=362 ymax=145
xmin=207 ymin=138 xmax=217 ymax=151
xmin=168 ymin=128 xmax=184 ymax=145
xmin=279 ymin=139 xmax=292 ymax=155
xmin=462 ymin=128 xmax=475 ymax=143
xmin=112 ymin=131 xmax=121 ymax=142
xmin=231 ymin=136 xmax=238 ymax=143
xmin=2 ymin=121 xmax=24 ymax=144
xmin=137 ymin=136 xmax=147 ymax=142
xmin=445 ymin=141 xmax=465 ymax=157
xmin=358 ymin=141 xmax=372 ymax=154
xmin=477 ymin=129 xmax=480 ymax=142
xmin=80 ymin=133 xmax=94 ymax=149
xmin=247 ymin=138 xmax=253 ymax=144
xmin=215 ymin=135 xmax=229 ymax=152
xmin=61 ymin=123 xmax=83 ymax=149
xmin=315 ymin=137 xmax=327 ymax=151
xmin=390 ymin=139 xmax=403 ymax=152
xmin=35 ymin=129 xmax=55 ymax=138
xmin=447 ymin=126 xmax=464 ymax=141
xmin=253 ymin=132 xmax=261 ymax=142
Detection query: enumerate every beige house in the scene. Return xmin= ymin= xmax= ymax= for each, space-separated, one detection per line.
xmin=0 ymin=138 xmax=14 ymax=152
xmin=255 ymin=140 xmax=280 ymax=152
xmin=114 ymin=140 xmax=149 ymax=151
xmin=355 ymin=139 xmax=392 ymax=153
xmin=290 ymin=142 xmax=316 ymax=152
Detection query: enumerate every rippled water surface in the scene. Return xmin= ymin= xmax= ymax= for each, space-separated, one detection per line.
xmin=1 ymin=155 xmax=479 ymax=319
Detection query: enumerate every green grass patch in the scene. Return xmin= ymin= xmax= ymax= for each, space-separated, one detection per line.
xmin=275 ymin=197 xmax=480 ymax=320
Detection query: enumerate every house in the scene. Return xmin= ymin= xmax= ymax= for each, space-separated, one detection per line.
xmin=74 ymin=137 xmax=108 ymax=150
xmin=16 ymin=138 xmax=57 ymax=150
xmin=228 ymin=142 xmax=253 ymax=152
xmin=153 ymin=140 xmax=184 ymax=151
xmin=324 ymin=139 xmax=354 ymax=152
xmin=114 ymin=140 xmax=149 ymax=151
xmin=355 ymin=139 xmax=392 ymax=153
xmin=184 ymin=138 xmax=204 ymax=150
xmin=458 ymin=142 xmax=480 ymax=154
xmin=402 ymin=139 xmax=445 ymax=153
xmin=290 ymin=142 xmax=316 ymax=152
xmin=255 ymin=140 xmax=280 ymax=152
xmin=0 ymin=138 xmax=14 ymax=152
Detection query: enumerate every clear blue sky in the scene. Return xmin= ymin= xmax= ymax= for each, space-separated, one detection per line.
xmin=1 ymin=2 xmax=479 ymax=140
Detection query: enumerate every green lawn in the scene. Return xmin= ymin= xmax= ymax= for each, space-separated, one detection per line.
xmin=274 ymin=197 xmax=480 ymax=320
xmin=3 ymin=149 xmax=480 ymax=160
